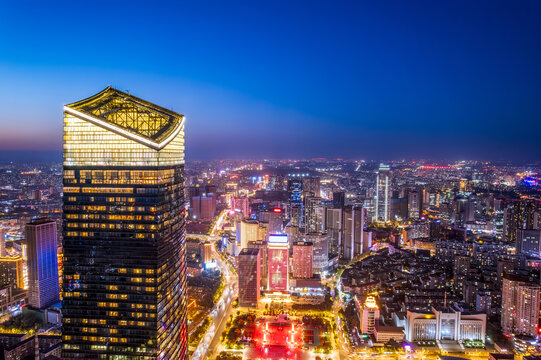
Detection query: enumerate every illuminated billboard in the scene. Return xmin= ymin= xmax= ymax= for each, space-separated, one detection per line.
xmin=268 ymin=234 xmax=288 ymax=244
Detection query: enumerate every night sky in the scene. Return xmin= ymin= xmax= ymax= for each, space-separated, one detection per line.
xmin=0 ymin=1 xmax=540 ymax=161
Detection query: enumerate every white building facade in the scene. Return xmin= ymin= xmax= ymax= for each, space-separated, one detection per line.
xmin=405 ymin=307 xmax=486 ymax=343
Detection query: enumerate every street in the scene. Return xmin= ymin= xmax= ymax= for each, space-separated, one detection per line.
xmin=188 ymin=209 xmax=239 ymax=360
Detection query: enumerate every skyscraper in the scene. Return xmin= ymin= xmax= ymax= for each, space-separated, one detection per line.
xmin=191 ymin=194 xmax=216 ymax=220
xmin=304 ymin=196 xmax=325 ymax=234
xmin=259 ymin=208 xmax=284 ymax=235
xmin=231 ymin=196 xmax=250 ymax=218
xmin=306 ymin=233 xmax=329 ymax=274
xmin=326 ymin=208 xmax=342 ymax=255
xmin=342 ymin=206 xmax=365 ymax=260
xmin=25 ymin=218 xmax=59 ymax=309
xmin=503 ymin=200 xmax=540 ymax=244
xmin=408 ymin=189 xmax=423 ymax=220
xmin=516 ymin=229 xmax=541 ymax=256
xmin=375 ymin=164 xmax=391 ymax=222
xmin=303 ymin=177 xmax=320 ymax=197
xmin=238 ymin=219 xmax=259 ymax=250
xmin=62 ymin=87 xmax=187 ymax=359
xmin=238 ymin=248 xmax=260 ymax=307
xmin=332 ymin=191 xmax=345 ymax=209
xmin=501 ymin=275 xmax=541 ymax=337
xmin=247 ymin=240 xmax=268 ymax=287
xmin=287 ymin=179 xmax=303 ymax=203
xmin=292 ymin=242 xmax=313 ymax=278
xmin=267 ymin=234 xmax=289 ymax=291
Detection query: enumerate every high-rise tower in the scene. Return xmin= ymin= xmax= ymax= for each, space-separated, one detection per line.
xmin=61 ymin=87 xmax=187 ymax=359
xmin=26 ymin=217 xmax=59 ymax=309
xmin=375 ymin=164 xmax=391 ymax=222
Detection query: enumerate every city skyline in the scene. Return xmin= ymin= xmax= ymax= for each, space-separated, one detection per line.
xmin=1 ymin=1 xmax=541 ymax=161
xmin=0 ymin=2 xmax=541 ymax=360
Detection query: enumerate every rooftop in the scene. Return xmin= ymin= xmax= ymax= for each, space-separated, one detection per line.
xmin=64 ymin=87 xmax=184 ymax=150
xmin=240 ymin=248 xmax=260 ymax=256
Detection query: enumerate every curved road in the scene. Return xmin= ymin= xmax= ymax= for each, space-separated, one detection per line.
xmin=190 ymin=243 xmax=238 ymax=360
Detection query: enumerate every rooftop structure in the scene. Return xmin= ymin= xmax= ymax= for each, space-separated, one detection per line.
xmin=64 ymin=87 xmax=184 ymax=150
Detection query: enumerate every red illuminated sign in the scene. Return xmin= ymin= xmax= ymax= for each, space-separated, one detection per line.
xmin=273 ymin=208 xmax=282 ymax=213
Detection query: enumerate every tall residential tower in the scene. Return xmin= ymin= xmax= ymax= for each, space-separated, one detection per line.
xmin=62 ymin=87 xmax=188 ymax=359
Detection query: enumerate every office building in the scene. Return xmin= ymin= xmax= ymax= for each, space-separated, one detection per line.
xmin=306 ymin=233 xmax=329 ymax=274
xmin=231 ymin=196 xmax=249 ymax=218
xmin=408 ymin=189 xmax=422 ymax=220
xmin=0 ymin=256 xmax=24 ymax=289
xmin=238 ymin=219 xmax=259 ymax=250
xmin=259 ymin=209 xmax=283 ymax=235
xmin=503 ymin=200 xmax=540 ymax=244
xmin=342 ymin=207 xmax=366 ymax=260
xmin=305 ymin=196 xmax=325 ymax=234
xmin=326 ymin=208 xmax=342 ymax=255
xmin=464 ymin=198 xmax=476 ymax=222
xmin=303 ymin=177 xmax=320 ymax=197
xmin=332 ymin=191 xmax=345 ymax=209
xmin=287 ymin=179 xmax=303 ymax=203
xmin=355 ymin=294 xmax=380 ymax=335
xmin=62 ymin=87 xmax=188 ymax=359
xmin=373 ymin=324 xmax=405 ymax=343
xmin=516 ymin=229 xmax=541 ymax=256
xmin=202 ymin=242 xmax=213 ymax=265
xmin=292 ymin=242 xmax=313 ymax=279
xmin=375 ymin=164 xmax=391 ymax=222
xmin=267 ymin=235 xmax=289 ymax=291
xmin=362 ymin=230 xmax=373 ymax=254
xmin=247 ymin=240 xmax=268 ymax=287
xmin=290 ymin=203 xmax=303 ymax=227
xmin=405 ymin=307 xmax=486 ymax=343
xmin=192 ymin=194 xmax=216 ymax=220
xmin=284 ymin=225 xmax=301 ymax=251
xmin=238 ymin=248 xmax=260 ymax=307
xmin=501 ymin=275 xmax=541 ymax=337
xmin=26 ymin=218 xmax=60 ymax=309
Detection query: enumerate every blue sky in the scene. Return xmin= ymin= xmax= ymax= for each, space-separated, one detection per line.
xmin=0 ymin=0 xmax=540 ymax=160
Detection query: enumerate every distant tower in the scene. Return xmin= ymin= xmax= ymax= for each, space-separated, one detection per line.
xmin=342 ymin=207 xmax=366 ymax=260
xmin=332 ymin=191 xmax=345 ymax=209
xmin=25 ymin=218 xmax=59 ymax=309
xmin=375 ymin=164 xmax=391 ymax=222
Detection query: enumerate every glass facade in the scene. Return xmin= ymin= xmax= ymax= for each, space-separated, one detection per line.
xmin=62 ymin=88 xmax=187 ymax=360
